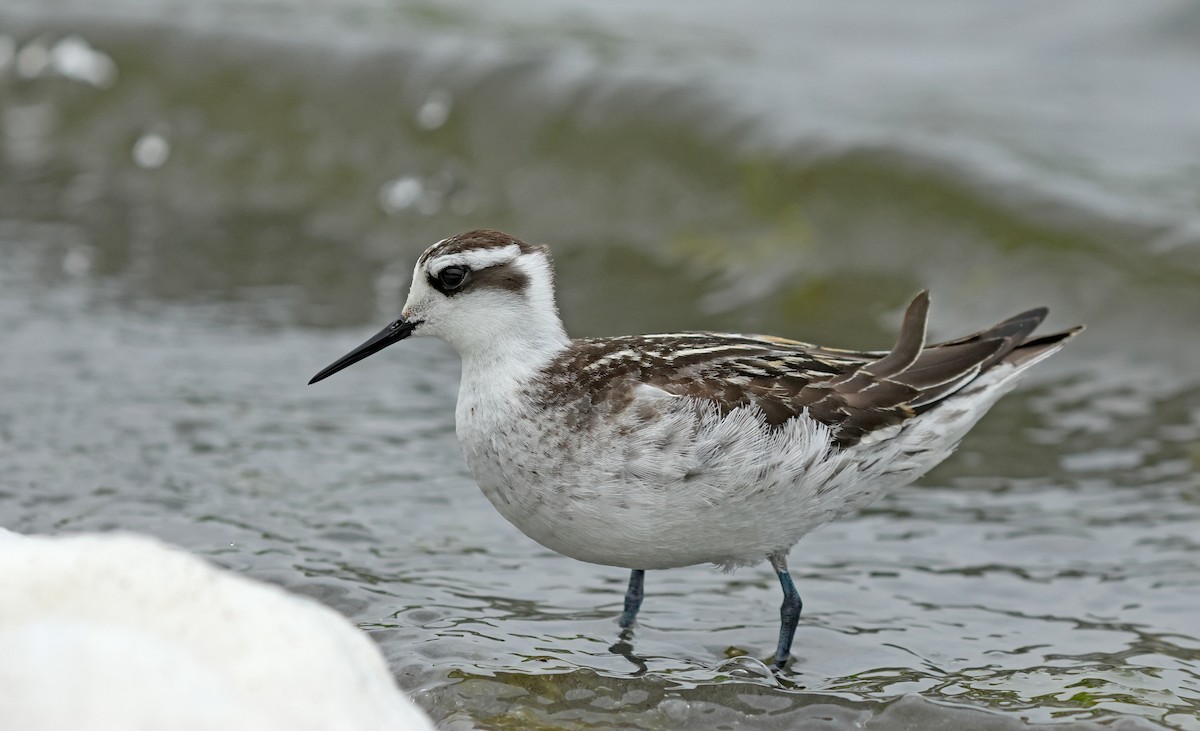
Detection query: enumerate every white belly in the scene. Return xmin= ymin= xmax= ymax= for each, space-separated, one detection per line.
xmin=455 ymin=388 xmax=948 ymax=570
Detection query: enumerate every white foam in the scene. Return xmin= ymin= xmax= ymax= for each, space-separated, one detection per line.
xmin=0 ymin=530 xmax=434 ymax=731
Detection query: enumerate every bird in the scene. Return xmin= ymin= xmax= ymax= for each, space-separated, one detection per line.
xmin=308 ymin=229 xmax=1083 ymax=669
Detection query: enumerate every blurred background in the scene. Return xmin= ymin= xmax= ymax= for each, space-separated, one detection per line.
xmin=1 ymin=1 xmax=1198 ymax=729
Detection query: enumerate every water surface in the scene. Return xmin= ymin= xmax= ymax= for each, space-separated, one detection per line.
xmin=0 ymin=2 xmax=1197 ymax=729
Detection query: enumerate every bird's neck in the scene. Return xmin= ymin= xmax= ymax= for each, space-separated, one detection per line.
xmin=455 ymin=310 xmax=571 ymax=392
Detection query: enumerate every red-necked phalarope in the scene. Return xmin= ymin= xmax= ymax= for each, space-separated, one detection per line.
xmin=309 ymin=229 xmax=1083 ymax=669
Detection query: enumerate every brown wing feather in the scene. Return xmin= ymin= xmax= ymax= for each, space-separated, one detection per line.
xmin=534 ymin=293 xmax=1082 ymax=446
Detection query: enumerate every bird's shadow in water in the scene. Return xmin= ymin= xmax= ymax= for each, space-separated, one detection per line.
xmin=608 ymin=627 xmax=648 ymax=677
xmin=608 ymin=627 xmax=808 ymax=692
xmin=607 ymin=627 xmax=798 ymax=689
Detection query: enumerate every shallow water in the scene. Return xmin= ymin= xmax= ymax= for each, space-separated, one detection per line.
xmin=1 ymin=2 xmax=1198 ymax=729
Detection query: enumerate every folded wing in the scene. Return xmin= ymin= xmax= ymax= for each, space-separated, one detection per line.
xmin=641 ymin=292 xmax=1082 ymax=446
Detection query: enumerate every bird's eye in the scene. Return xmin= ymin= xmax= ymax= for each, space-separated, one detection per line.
xmin=437 ymin=265 xmax=468 ymax=290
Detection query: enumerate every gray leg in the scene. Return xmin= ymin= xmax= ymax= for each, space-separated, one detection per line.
xmin=618 ymin=569 xmax=645 ymax=628
xmin=769 ymin=553 xmax=802 ymax=669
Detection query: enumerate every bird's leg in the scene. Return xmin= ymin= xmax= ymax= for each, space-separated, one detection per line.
xmin=618 ymin=569 xmax=645 ymax=628
xmin=769 ymin=553 xmax=803 ymax=670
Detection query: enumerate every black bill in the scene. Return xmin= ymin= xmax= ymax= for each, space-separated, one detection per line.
xmin=308 ymin=317 xmax=418 ymax=385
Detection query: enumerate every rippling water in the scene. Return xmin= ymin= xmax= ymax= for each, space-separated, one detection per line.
xmin=1 ymin=1 xmax=1198 ymax=729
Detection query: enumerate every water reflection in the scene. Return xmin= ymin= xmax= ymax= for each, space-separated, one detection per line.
xmin=608 ymin=627 xmax=649 ymax=677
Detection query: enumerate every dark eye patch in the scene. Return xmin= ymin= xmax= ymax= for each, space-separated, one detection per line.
xmin=426 ymin=261 xmax=530 ymax=297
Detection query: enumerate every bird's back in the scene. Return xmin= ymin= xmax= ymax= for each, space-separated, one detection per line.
xmin=533 ymin=292 xmax=1082 ymax=448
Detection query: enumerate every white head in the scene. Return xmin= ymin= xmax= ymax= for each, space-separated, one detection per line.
xmin=309 ymin=230 xmax=569 ymax=384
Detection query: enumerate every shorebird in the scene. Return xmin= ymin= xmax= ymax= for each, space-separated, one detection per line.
xmin=309 ymin=229 xmax=1082 ymax=669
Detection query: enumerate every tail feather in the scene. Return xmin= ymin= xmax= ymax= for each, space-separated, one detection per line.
xmin=882 ymin=294 xmax=1083 ymax=416
xmin=1001 ymin=325 xmax=1085 ymax=369
xmin=864 ymin=290 xmax=929 ymax=379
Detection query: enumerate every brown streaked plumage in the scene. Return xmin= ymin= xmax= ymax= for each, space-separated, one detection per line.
xmin=417 ymin=229 xmax=546 ymax=266
xmin=535 ymin=292 xmax=1082 ymax=447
